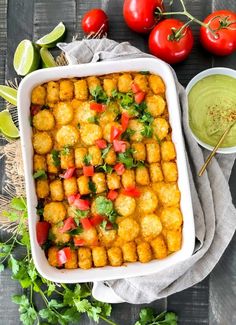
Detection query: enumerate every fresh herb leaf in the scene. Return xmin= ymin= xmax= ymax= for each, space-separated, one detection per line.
xmin=120 ymin=92 xmax=134 ymax=108
xmin=88 ymin=180 xmax=96 ymax=193
xmin=141 ymin=124 xmax=153 ymax=138
xmin=155 ymin=134 xmax=162 ymax=144
xmin=33 ymin=169 xmax=47 ymax=180
xmin=61 ymin=145 xmax=71 ymax=156
xmin=96 ymin=163 xmax=113 ymax=174
xmin=100 ymin=220 xmax=108 ymax=230
xmin=122 ymin=127 xmax=135 ymax=140
xmin=73 ymin=209 xmax=90 ymax=220
xmin=91 ymin=86 xmax=108 ymax=104
xmin=94 ymin=196 xmax=117 ymax=224
xmin=139 ymin=70 xmax=150 ymax=75
xmin=69 ymin=226 xmax=83 ymax=235
xmin=139 ymin=111 xmax=154 ymax=138
xmin=134 ymin=308 xmax=178 ymax=325
xmin=87 ymin=116 xmax=98 ymax=124
xmin=51 ymin=149 xmax=60 ymax=167
xmin=139 ymin=111 xmax=153 ymax=124
xmin=83 ymin=154 xmax=92 ymax=166
xmin=101 ymin=144 xmax=112 ymax=159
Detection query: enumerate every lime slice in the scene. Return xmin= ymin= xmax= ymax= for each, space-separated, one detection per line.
xmin=0 ymin=110 xmax=19 ymax=138
xmin=40 ymin=47 xmax=57 ymax=68
xmin=0 ymin=86 xmax=17 ymax=106
xmin=36 ymin=22 xmax=66 ymax=48
xmin=13 ymin=40 xmax=40 ymax=76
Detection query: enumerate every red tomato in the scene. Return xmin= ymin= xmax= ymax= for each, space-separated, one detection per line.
xmin=121 ymin=112 xmax=129 ymax=132
xmin=134 ymin=91 xmax=146 ymax=104
xmin=95 ymin=139 xmax=107 ymax=149
xmin=123 ymin=0 xmax=164 ymax=33
xmin=80 ymin=218 xmax=93 ymax=230
xmin=90 ymin=214 xmax=104 ymax=226
xmin=36 ymin=221 xmax=50 ymax=246
xmin=73 ymin=237 xmax=85 ymax=246
xmin=60 ymin=167 xmax=76 ymax=179
xmin=57 ymin=247 xmax=71 ymax=266
xmin=107 ymin=190 xmax=118 ymax=201
xmin=67 ymin=193 xmax=80 ymax=205
xmin=73 ymin=198 xmax=90 ymax=210
xmin=122 ymin=186 xmax=141 ymax=197
xmin=83 ymin=165 xmax=94 ymax=177
xmin=59 ymin=217 xmax=76 ymax=233
xmin=149 ymin=19 xmax=194 ymax=64
xmin=110 ymin=126 xmax=122 ymax=141
xmin=113 ymin=140 xmax=127 ymax=153
xmin=82 ymin=9 xmax=109 ymax=36
xmin=131 ymin=82 xmax=141 ymax=93
xmin=90 ymin=102 xmax=106 ymax=112
xmin=200 ymin=10 xmax=236 ymax=56
xmin=114 ymin=163 xmax=125 ymax=175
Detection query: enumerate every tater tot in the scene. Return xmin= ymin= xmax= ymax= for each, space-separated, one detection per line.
xmin=92 ymin=247 xmax=107 ymax=267
xmin=33 ymin=132 xmax=53 ymax=155
xmin=115 ymin=194 xmax=136 ymax=217
xmin=80 ymin=228 xmax=98 ymax=246
xmin=137 ymin=242 xmax=152 ymax=263
xmin=80 ymin=123 xmax=102 ymax=146
xmin=107 ymin=173 xmax=120 ymax=190
xmin=118 ymin=217 xmax=140 ymax=241
xmin=104 ymin=147 xmax=116 ymax=165
xmin=160 ymin=207 xmax=183 ymax=230
xmin=103 ymin=78 xmax=117 ymax=96
xmin=149 ymin=163 xmax=163 ymax=182
xmin=51 ymin=224 xmax=70 ymax=244
xmin=128 ymin=119 xmax=144 ymax=142
xmin=151 ymin=235 xmax=168 ymax=259
xmin=56 ymin=125 xmax=80 ymax=147
xmin=133 ymin=74 xmax=149 ymax=92
xmin=65 ymin=249 xmax=78 ymax=269
xmin=74 ymin=79 xmax=88 ymax=100
xmin=98 ymin=228 xmax=117 ymax=247
xmin=43 ymin=202 xmax=66 ymax=224
xmin=92 ymin=173 xmax=106 ymax=193
xmin=53 ymin=102 xmax=74 ymax=125
xmin=152 ymin=182 xmax=180 ymax=207
xmin=99 ymin=106 xmax=119 ymax=129
xmin=60 ymin=148 xmax=75 ymax=169
xmin=107 ymin=247 xmax=123 ymax=266
xmin=140 ymin=214 xmax=162 ymax=240
xmin=59 ymin=80 xmax=74 ymax=101
xmin=63 ymin=177 xmax=78 ymax=196
xmin=33 ymin=154 xmax=47 ymax=171
xmin=88 ymin=146 xmax=102 ymax=165
xmin=146 ymin=95 xmax=166 ymax=117
xmin=87 ymin=76 xmax=101 ymax=94
xmin=75 ymin=101 xmax=97 ymax=124
xmin=152 ymin=118 xmax=169 ymax=140
xmin=47 ymin=81 xmax=59 ymax=103
xmin=75 ymin=147 xmax=87 ymax=168
xmin=161 ymin=141 xmax=176 ymax=161
xmin=122 ymin=241 xmax=137 ymax=262
xmin=118 ymin=73 xmax=132 ymax=93
xmin=47 ymin=153 xmax=59 ymax=174
xmin=162 ymin=161 xmax=178 ymax=182
xmin=122 ymin=169 xmax=135 ymax=188
xmin=146 ymin=142 xmax=160 ymax=163
xmin=148 ymin=75 xmax=166 ymax=95
xmin=138 ymin=188 xmax=158 ymax=214
xmin=77 ymin=175 xmax=91 ymax=195
xmin=166 ymin=230 xmax=182 ymax=252
xmin=33 ymin=110 xmax=55 ymax=131
xmin=103 ymin=122 xmax=122 ymax=143
xmin=36 ymin=179 xmax=49 ymax=198
xmin=78 ymin=247 xmax=92 ymax=269
xmin=49 ymin=179 xmax=64 ymax=201
xmin=132 ymin=143 xmax=146 ymax=161
xmin=48 ymin=247 xmax=59 ymax=267
xmin=136 ymin=166 xmax=150 ymax=185
xmin=31 ymin=85 xmax=46 ymax=105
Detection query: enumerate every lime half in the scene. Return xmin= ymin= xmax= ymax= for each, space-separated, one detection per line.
xmin=13 ymin=40 xmax=40 ymax=76
xmin=0 ymin=110 xmax=19 ymax=138
xmin=0 ymin=86 xmax=17 ymax=106
xmin=36 ymin=22 xmax=66 ymax=48
xmin=40 ymin=47 xmax=57 ymax=68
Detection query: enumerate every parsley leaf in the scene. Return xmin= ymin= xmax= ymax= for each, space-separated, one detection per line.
xmin=94 ymin=196 xmax=117 ymax=224
xmin=83 ymin=154 xmax=92 ymax=166
xmin=33 ymin=169 xmax=47 ymax=180
xmin=51 ymin=149 xmax=60 ymax=166
xmin=91 ymin=86 xmax=108 ymax=104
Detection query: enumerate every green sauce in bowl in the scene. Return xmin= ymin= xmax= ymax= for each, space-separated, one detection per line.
xmin=188 ymin=74 xmax=236 ymax=148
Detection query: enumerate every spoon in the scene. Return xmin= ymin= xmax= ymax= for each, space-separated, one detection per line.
xmin=198 ymin=120 xmax=236 ymax=177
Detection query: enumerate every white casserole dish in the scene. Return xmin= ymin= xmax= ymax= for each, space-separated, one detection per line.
xmin=18 ymin=58 xmax=195 ymax=284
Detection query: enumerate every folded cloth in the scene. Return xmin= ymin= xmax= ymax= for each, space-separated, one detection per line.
xmin=58 ymin=39 xmax=236 ymax=304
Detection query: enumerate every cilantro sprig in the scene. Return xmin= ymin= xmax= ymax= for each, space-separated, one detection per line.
xmin=33 ymin=169 xmax=47 ymax=180
xmin=134 ymin=307 xmax=178 ymax=325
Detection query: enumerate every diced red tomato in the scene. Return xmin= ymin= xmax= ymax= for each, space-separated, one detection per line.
xmin=36 ymin=221 xmax=51 ymax=246
xmin=134 ymin=91 xmax=146 ymax=104
xmin=90 ymin=214 xmax=104 ymax=226
xmin=90 ymin=102 xmax=106 ymax=112
xmin=31 ymin=104 xmax=41 ymax=115
xmin=57 ymin=247 xmax=72 ymax=266
xmin=110 ymin=126 xmax=122 ymax=142
xmin=60 ymin=167 xmax=76 ymax=179
xmin=59 ymin=217 xmax=76 ymax=233
xmin=95 ymin=139 xmax=107 ymax=149
xmin=80 ymin=217 xmax=93 ymax=230
xmin=83 ymin=165 xmax=94 ymax=177
xmin=67 ymin=193 xmax=80 ymax=205
xmin=73 ymin=237 xmax=85 ymax=246
xmin=73 ymin=198 xmax=90 ymax=210
xmin=113 ymin=140 xmax=127 ymax=153
xmin=107 ymin=190 xmax=118 ymax=201
xmin=114 ymin=163 xmax=125 ymax=175
xmin=131 ymin=82 xmax=141 ymax=94
xmin=121 ymin=112 xmax=129 ymax=132
xmin=122 ymin=186 xmax=141 ymax=197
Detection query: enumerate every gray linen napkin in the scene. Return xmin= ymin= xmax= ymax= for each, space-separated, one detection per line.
xmin=58 ymin=39 xmax=236 ymax=304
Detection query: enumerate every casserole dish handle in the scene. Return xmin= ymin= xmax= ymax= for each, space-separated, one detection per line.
xmin=92 ymin=281 xmax=125 ymax=303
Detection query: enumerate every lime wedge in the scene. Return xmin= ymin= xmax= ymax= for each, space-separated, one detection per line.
xmin=0 ymin=110 xmax=19 ymax=138
xmin=40 ymin=47 xmax=57 ymax=68
xmin=0 ymin=86 xmax=17 ymax=106
xmin=13 ymin=40 xmax=40 ymax=76
xmin=36 ymin=22 xmax=66 ymax=48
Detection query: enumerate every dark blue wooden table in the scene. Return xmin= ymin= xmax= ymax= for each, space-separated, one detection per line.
xmin=0 ymin=1 xmax=235 ymax=324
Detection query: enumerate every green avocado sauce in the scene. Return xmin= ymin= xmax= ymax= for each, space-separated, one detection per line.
xmin=188 ymin=74 xmax=236 ymax=148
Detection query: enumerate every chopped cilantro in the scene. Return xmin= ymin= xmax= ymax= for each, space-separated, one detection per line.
xmin=91 ymin=86 xmax=108 ymax=104
xmin=83 ymin=154 xmax=92 ymax=166
xmin=101 ymin=144 xmax=112 ymax=159
xmin=51 ymin=149 xmax=60 ymax=167
xmin=141 ymin=124 xmax=153 ymax=138
xmin=73 ymin=209 xmax=90 ymax=220
xmin=33 ymin=169 xmax=47 ymax=180
xmin=121 ymin=128 xmax=135 ymax=140
xmin=96 ymin=163 xmax=113 ymax=174
xmin=69 ymin=225 xmax=83 ymax=235
xmin=87 ymin=116 xmax=98 ymax=124
xmin=61 ymin=146 xmax=71 ymax=156
xmin=100 ymin=220 xmax=108 ymax=230
xmin=88 ymin=180 xmax=96 ymax=193
xmin=139 ymin=111 xmax=154 ymax=138
xmin=139 ymin=70 xmax=150 ymax=75
xmin=94 ymin=196 xmax=117 ymax=224
xmin=155 ymin=134 xmax=162 ymax=144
